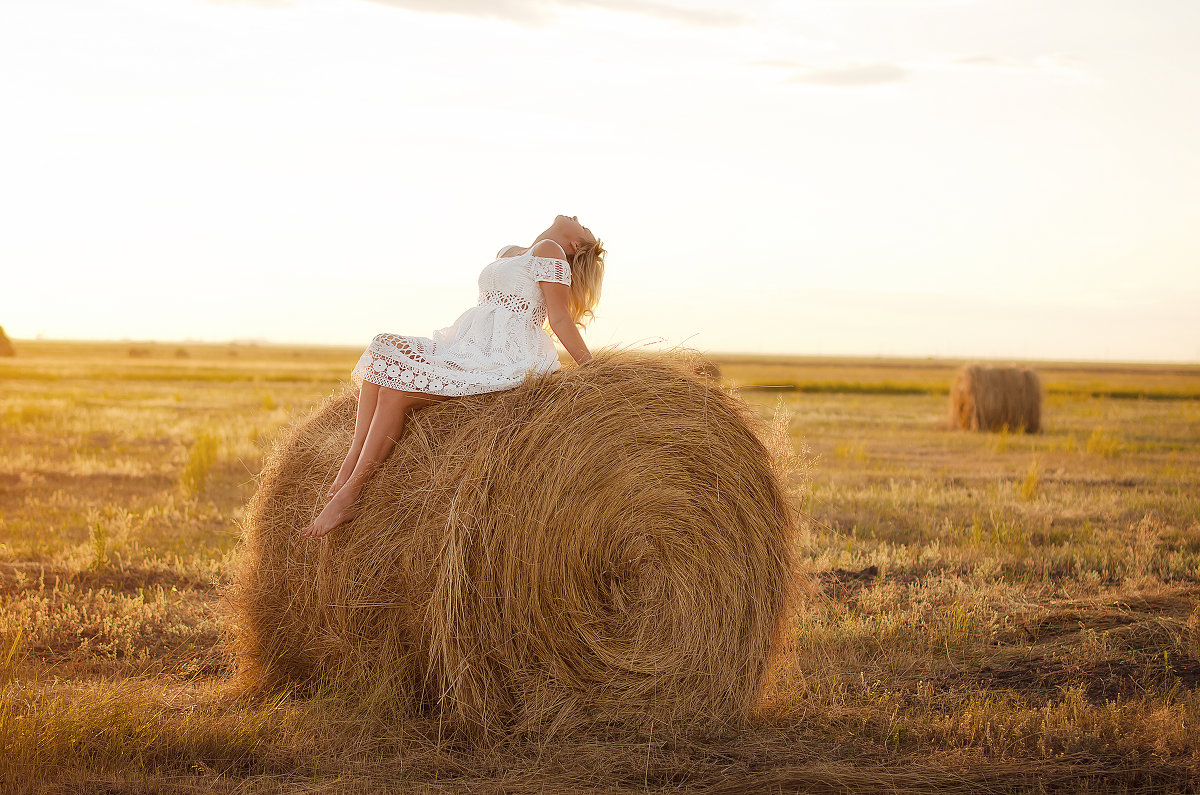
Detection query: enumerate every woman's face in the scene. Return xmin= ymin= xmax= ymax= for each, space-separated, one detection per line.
xmin=555 ymin=214 xmax=596 ymax=253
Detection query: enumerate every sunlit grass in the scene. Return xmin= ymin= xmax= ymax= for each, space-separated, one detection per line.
xmin=1020 ymin=457 xmax=1039 ymax=502
xmin=180 ymin=433 xmax=220 ymax=495
xmin=1087 ymin=428 xmax=1124 ymax=457
xmin=1 ymin=342 xmax=1198 ymax=791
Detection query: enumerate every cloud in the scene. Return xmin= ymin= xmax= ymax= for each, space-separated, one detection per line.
xmin=787 ymin=62 xmax=909 ymax=87
xmin=206 ymin=0 xmax=293 ymax=7
xmin=360 ymin=0 xmax=746 ymax=27
xmin=593 ymin=0 xmax=744 ymax=27
xmin=361 ymin=0 xmax=547 ymax=24
xmin=952 ymin=54 xmax=1086 ymax=76
xmin=756 ymin=53 xmax=1085 ymax=88
xmin=953 ymin=55 xmax=1003 ymax=67
xmin=753 ymin=58 xmax=805 ymax=69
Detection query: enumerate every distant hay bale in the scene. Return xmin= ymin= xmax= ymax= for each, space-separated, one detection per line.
xmin=128 ymin=347 xmax=151 ymax=358
xmin=173 ymin=347 xmax=190 ymax=359
xmin=950 ymin=364 xmax=1042 ymax=433
xmin=227 ymin=353 xmax=798 ymax=736
xmin=0 ymin=326 xmax=14 ymax=357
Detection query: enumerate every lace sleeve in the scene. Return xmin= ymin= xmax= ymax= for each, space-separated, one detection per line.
xmin=530 ymin=257 xmax=572 ymax=286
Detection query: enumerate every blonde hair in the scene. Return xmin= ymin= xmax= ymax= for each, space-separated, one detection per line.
xmin=567 ymin=238 xmax=605 ymax=326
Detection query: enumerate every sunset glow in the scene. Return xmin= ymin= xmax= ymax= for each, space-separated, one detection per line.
xmin=2 ymin=0 xmax=1197 ymax=360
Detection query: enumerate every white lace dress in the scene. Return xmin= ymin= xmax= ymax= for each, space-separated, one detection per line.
xmin=351 ymin=245 xmax=573 ymax=397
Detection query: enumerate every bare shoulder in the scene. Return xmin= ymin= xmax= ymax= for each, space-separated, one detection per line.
xmin=530 ymin=239 xmax=567 ymax=260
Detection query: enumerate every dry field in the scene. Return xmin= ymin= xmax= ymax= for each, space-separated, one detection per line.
xmin=2 ymin=340 xmax=1198 ymax=793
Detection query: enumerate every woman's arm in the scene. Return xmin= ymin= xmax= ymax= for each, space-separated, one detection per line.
xmin=539 ymin=281 xmax=593 ymax=365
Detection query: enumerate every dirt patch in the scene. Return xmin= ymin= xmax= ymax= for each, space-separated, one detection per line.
xmin=997 ymin=588 xmax=1200 ymax=644
xmin=817 ymin=565 xmax=881 ymax=599
xmin=972 ymin=655 xmax=1200 ymax=703
xmin=0 ymin=562 xmax=213 ymax=598
xmin=963 ymin=586 xmax=1200 ymax=703
xmin=0 ymin=471 xmax=175 ymax=513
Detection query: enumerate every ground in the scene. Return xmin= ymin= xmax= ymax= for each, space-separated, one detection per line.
xmin=1 ymin=340 xmax=1198 ymax=792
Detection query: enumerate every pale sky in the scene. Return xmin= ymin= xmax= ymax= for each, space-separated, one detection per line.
xmin=2 ymin=0 xmax=1198 ymax=361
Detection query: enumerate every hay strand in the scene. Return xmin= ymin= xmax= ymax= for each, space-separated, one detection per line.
xmin=693 ymin=357 xmax=722 ymax=380
xmin=227 ymin=352 xmax=798 ymax=736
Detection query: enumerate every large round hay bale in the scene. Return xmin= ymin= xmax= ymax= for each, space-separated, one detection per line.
xmin=227 ymin=353 xmax=797 ymax=736
xmin=0 ymin=326 xmax=15 ymax=357
xmin=949 ymin=364 xmax=1042 ymax=433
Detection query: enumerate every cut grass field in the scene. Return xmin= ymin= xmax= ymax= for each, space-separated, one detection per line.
xmin=2 ymin=340 xmax=1199 ymax=792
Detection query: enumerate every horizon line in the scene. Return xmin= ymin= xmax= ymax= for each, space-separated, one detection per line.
xmin=8 ymin=335 xmax=1200 ymax=368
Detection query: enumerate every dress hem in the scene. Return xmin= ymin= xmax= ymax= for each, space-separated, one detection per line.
xmin=352 ymin=354 xmax=560 ymax=397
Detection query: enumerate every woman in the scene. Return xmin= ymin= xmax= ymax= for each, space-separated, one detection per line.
xmin=302 ymin=214 xmax=605 ymax=538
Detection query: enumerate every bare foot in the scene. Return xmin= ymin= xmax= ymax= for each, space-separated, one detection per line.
xmin=301 ymin=488 xmax=360 ymax=539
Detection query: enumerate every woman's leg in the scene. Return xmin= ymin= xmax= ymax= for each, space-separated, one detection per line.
xmin=302 ymin=387 xmax=448 ymax=539
xmin=328 ymin=381 xmax=381 ymax=497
